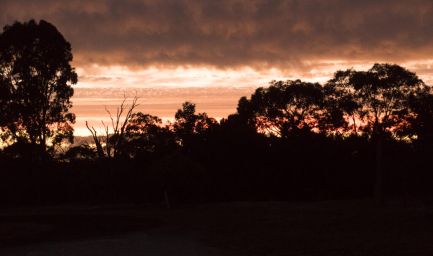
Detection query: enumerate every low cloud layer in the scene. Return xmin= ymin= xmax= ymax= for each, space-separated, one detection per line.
xmin=1 ymin=0 xmax=433 ymax=70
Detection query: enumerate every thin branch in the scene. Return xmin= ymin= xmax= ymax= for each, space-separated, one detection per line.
xmin=85 ymin=121 xmax=105 ymax=159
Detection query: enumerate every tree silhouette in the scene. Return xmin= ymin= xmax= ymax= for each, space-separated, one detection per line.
xmin=174 ymin=101 xmax=197 ymax=139
xmin=238 ymin=80 xmax=324 ymax=137
xmin=124 ymin=112 xmax=176 ymax=158
xmin=328 ymin=63 xmax=427 ymax=203
xmin=408 ymin=93 xmax=433 ymax=145
xmin=174 ymin=102 xmax=218 ymax=148
xmin=323 ymin=76 xmax=364 ymax=135
xmin=329 ymin=64 xmax=426 ymax=138
xmin=86 ymin=96 xmax=138 ymax=159
xmin=0 ymin=20 xmax=77 ymax=158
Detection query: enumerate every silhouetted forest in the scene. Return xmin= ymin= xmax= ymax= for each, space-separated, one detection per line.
xmin=1 ymin=20 xmax=433 ymax=207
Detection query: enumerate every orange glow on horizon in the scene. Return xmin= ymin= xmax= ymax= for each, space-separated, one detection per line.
xmin=71 ymin=60 xmax=433 ymax=136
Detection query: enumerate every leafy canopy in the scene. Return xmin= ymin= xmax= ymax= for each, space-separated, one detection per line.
xmin=0 ymin=20 xmax=77 ymax=155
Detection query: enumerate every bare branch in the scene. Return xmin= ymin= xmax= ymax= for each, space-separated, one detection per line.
xmin=85 ymin=121 xmax=105 ymax=159
xmin=93 ymin=95 xmax=140 ymax=159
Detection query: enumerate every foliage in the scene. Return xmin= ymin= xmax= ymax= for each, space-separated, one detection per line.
xmin=124 ymin=112 xmax=176 ymax=158
xmin=0 ymin=20 xmax=77 ymax=158
xmin=174 ymin=101 xmax=218 ymax=147
xmin=325 ymin=64 xmax=428 ymax=139
xmin=238 ymin=80 xmax=324 ymax=137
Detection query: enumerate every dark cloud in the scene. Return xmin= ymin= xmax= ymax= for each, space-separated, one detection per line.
xmin=1 ymin=0 xmax=433 ymax=69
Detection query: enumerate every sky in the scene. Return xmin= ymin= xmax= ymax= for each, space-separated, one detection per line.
xmin=1 ymin=0 xmax=433 ymax=135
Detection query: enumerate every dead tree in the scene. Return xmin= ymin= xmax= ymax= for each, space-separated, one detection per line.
xmin=86 ymin=121 xmax=105 ymax=159
xmin=85 ymin=96 xmax=139 ymax=159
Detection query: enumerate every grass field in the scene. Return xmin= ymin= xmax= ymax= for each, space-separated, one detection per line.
xmin=1 ymin=200 xmax=433 ymax=255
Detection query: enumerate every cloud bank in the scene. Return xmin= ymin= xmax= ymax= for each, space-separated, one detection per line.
xmin=1 ymin=0 xmax=432 ymax=70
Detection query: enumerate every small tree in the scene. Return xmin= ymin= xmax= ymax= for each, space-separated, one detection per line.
xmin=174 ymin=102 xmax=218 ymax=148
xmin=124 ymin=112 xmax=175 ymax=158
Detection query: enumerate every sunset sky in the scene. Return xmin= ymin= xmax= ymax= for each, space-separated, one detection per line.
xmin=1 ymin=0 xmax=433 ymax=135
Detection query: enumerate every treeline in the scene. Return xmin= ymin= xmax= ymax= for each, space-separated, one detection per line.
xmin=1 ymin=64 xmax=433 ymax=206
xmin=1 ymin=20 xmax=433 ymax=206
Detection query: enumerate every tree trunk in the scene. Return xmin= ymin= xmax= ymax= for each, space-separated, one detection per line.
xmin=374 ymin=133 xmax=383 ymax=205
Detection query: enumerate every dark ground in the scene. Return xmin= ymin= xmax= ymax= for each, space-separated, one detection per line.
xmin=1 ymin=199 xmax=433 ymax=255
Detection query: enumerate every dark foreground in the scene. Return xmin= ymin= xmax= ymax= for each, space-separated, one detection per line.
xmin=1 ymin=200 xmax=433 ymax=256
